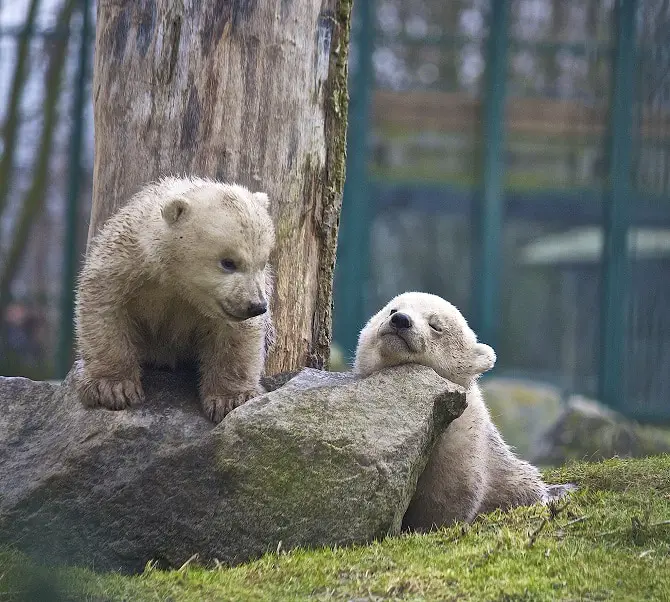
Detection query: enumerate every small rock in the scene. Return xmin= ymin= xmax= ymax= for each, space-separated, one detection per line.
xmin=481 ymin=377 xmax=564 ymax=460
xmin=543 ymin=483 xmax=579 ymax=503
xmin=533 ymin=395 xmax=670 ymax=466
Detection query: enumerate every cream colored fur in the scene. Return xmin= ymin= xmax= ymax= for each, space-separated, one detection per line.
xmin=74 ymin=176 xmax=275 ymax=423
xmin=354 ymin=292 xmax=547 ymax=529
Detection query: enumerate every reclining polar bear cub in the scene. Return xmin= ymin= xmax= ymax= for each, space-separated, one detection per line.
xmin=354 ymin=291 xmax=548 ymax=529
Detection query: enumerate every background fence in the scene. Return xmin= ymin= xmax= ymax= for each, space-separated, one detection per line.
xmin=334 ymin=0 xmax=670 ymax=422
xmin=1 ymin=0 xmax=669 ymax=422
xmin=0 ymin=0 xmax=92 ymax=379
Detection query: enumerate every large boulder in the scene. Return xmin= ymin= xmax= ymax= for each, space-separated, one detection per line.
xmin=0 ymin=364 xmax=465 ymax=573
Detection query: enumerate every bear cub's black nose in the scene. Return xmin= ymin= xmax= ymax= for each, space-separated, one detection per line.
xmin=246 ymin=301 xmax=268 ymax=318
xmin=390 ymin=312 xmax=412 ymax=330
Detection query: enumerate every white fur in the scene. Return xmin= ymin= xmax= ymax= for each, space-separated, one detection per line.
xmin=355 ymin=292 xmax=548 ymax=528
xmin=74 ymin=176 xmax=275 ymax=423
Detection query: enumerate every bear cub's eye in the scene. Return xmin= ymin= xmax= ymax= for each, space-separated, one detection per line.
xmin=389 ymin=309 xmax=397 ymax=315
xmin=429 ymin=322 xmax=443 ymax=333
xmin=220 ymin=259 xmax=237 ymax=273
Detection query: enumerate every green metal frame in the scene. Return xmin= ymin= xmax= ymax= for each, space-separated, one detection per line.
xmin=335 ymin=0 xmax=643 ymax=417
xmin=56 ymin=0 xmax=90 ymax=377
xmin=472 ymin=0 xmax=509 ymax=348
xmin=333 ymin=0 xmax=375 ymax=360
xmin=598 ymin=0 xmax=637 ymax=410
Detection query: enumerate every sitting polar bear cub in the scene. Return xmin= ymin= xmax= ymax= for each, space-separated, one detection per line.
xmin=355 ymin=291 xmax=549 ymax=529
xmin=74 ymin=177 xmax=275 ymax=423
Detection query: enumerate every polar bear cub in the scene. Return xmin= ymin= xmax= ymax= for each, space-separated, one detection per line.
xmin=74 ymin=176 xmax=275 ymax=423
xmin=355 ymin=292 xmax=548 ymax=529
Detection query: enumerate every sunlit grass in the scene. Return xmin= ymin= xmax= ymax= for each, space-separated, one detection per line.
xmin=2 ymin=455 xmax=669 ymax=601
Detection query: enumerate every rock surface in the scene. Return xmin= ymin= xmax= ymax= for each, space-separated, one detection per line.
xmin=482 ymin=377 xmax=564 ymax=461
xmin=0 ymin=364 xmax=465 ymax=573
xmin=533 ymin=395 xmax=670 ymax=466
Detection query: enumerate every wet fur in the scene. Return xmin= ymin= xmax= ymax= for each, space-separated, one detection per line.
xmin=74 ymin=176 xmax=275 ymax=423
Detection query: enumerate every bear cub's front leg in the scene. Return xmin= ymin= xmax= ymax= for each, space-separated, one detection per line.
xmin=198 ymin=329 xmax=265 ymax=423
xmin=75 ymin=322 xmax=145 ymax=410
xmin=201 ymin=387 xmax=264 ymax=424
xmin=78 ymin=370 xmax=145 ymax=410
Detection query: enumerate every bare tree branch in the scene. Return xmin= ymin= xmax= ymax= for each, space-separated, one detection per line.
xmin=0 ymin=0 xmax=41 ymax=226
xmin=0 ymin=0 xmax=77 ymax=313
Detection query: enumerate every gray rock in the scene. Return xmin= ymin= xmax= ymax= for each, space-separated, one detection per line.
xmin=0 ymin=364 xmax=465 ymax=573
xmin=481 ymin=377 xmax=564 ymax=461
xmin=533 ymin=395 xmax=670 ymax=466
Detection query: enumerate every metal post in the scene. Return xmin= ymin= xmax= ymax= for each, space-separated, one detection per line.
xmin=473 ymin=0 xmax=509 ymax=347
xmin=333 ymin=0 xmax=375 ymax=361
xmin=56 ymin=0 xmax=90 ymax=378
xmin=599 ymin=0 xmax=637 ymax=410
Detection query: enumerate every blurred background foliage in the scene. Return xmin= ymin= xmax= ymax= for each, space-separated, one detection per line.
xmin=0 ymin=0 xmax=91 ymax=379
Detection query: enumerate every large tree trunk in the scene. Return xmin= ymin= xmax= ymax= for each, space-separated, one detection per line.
xmin=91 ymin=1 xmax=352 ymax=374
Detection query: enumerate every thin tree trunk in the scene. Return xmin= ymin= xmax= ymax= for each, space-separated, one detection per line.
xmin=0 ymin=0 xmax=76 ymax=314
xmin=91 ymin=1 xmax=352 ymax=374
xmin=0 ymin=0 xmax=41 ymax=226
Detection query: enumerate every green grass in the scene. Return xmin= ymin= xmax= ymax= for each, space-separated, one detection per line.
xmin=2 ymin=455 xmax=670 ymax=601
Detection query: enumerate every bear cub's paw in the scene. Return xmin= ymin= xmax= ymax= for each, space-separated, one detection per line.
xmin=79 ymin=375 xmax=145 ymax=410
xmin=202 ymin=387 xmax=264 ymax=423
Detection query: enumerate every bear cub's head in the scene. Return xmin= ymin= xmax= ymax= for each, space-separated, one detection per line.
xmin=354 ymin=292 xmax=496 ymax=388
xmin=157 ymin=181 xmax=275 ymax=322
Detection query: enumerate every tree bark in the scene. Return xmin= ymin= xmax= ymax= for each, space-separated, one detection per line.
xmin=91 ymin=0 xmax=352 ymax=374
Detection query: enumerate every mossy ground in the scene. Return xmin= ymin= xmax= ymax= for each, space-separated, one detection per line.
xmin=2 ymin=455 xmax=670 ymax=601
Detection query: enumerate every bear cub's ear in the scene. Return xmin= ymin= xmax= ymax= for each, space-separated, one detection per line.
xmin=253 ymin=192 xmax=270 ymax=209
xmin=161 ymin=197 xmax=190 ymax=225
xmin=469 ymin=342 xmax=496 ymax=375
